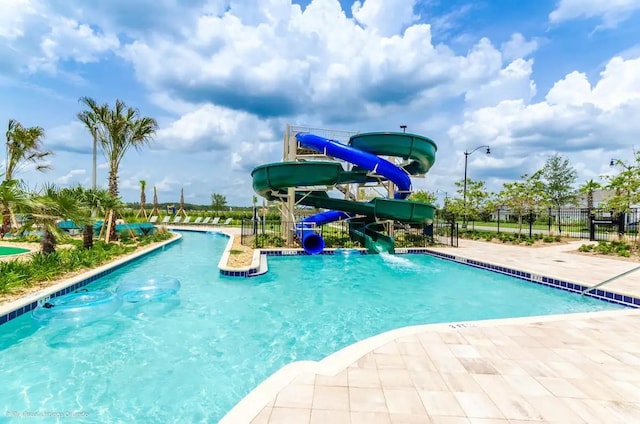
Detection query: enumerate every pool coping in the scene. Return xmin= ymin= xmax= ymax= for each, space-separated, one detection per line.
xmin=221 ymin=245 xmax=640 ymax=309
xmin=219 ymin=307 xmax=640 ymax=424
xmin=0 ymin=233 xmax=182 ymax=326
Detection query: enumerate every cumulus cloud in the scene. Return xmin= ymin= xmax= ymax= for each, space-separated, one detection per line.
xmin=56 ymin=168 xmax=86 ymax=185
xmin=549 ymin=0 xmax=640 ymax=28
xmin=0 ymin=0 xmax=119 ymax=75
xmin=501 ymin=33 xmax=540 ymax=61
xmin=464 ymin=58 xmax=537 ymax=109
xmin=121 ymin=0 xmax=506 ymax=121
xmin=352 ymin=0 xmax=419 ymax=36
xmin=449 ymin=55 xmax=640 ymax=174
xmin=154 ymin=104 xmax=279 ymax=153
xmin=0 ymin=0 xmax=38 ymax=39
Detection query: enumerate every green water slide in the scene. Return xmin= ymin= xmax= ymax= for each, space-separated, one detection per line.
xmin=251 ymin=132 xmax=437 ymax=253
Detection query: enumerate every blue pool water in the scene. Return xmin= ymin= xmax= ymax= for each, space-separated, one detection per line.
xmin=0 ymin=231 xmax=625 ymax=422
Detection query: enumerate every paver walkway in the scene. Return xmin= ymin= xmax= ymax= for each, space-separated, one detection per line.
xmin=247 ymin=310 xmax=640 ymax=424
xmin=431 ymin=240 xmax=640 ymax=298
xmin=222 ymin=239 xmax=640 ymax=423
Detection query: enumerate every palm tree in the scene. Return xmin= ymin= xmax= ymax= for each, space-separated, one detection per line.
xmin=137 ymin=180 xmax=147 ymax=219
xmin=65 ymin=186 xmax=117 ymax=249
xmin=24 ymin=184 xmax=89 ymax=254
xmin=78 ymin=97 xmax=158 ymax=240
xmin=151 ymin=185 xmax=160 ymax=217
xmin=3 ymin=119 xmax=51 ymax=232
xmin=76 ymin=101 xmax=100 ymax=190
xmin=579 ymin=179 xmax=601 ymax=212
xmin=0 ymin=178 xmax=32 ymax=238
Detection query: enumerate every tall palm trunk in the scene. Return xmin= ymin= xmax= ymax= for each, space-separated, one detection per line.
xmin=108 ymin=170 xmax=118 ymax=241
xmin=41 ymin=229 xmax=56 ymax=254
xmin=83 ymin=224 xmax=94 ymax=249
xmin=1 ymin=206 xmax=10 ymax=237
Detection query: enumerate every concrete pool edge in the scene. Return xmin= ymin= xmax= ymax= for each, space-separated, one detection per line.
xmin=0 ymin=233 xmax=182 ymax=326
xmin=220 ymin=308 xmax=640 ymax=423
xmin=421 ymin=248 xmax=640 ymax=309
xmin=226 ymin=245 xmax=640 ymax=309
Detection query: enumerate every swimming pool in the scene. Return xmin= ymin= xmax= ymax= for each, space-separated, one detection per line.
xmin=0 ymin=231 xmax=625 ymax=422
xmin=0 ymin=246 xmax=30 ymax=256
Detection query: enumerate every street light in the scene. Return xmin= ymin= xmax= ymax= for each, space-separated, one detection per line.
xmin=462 ymin=145 xmax=491 ymax=228
xmin=400 ymin=125 xmax=407 ymax=133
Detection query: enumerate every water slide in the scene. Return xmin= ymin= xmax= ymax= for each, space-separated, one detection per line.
xmin=251 ymin=132 xmax=437 ymax=254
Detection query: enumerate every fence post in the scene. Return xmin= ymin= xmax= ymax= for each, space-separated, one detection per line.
xmin=497 ymin=208 xmax=500 ymax=233
xmin=529 ymin=211 xmax=533 ymax=238
xmin=450 ymin=218 xmax=455 ymax=246
xmin=589 ymin=211 xmax=595 ymax=241
xmin=548 ymin=208 xmax=551 ymax=233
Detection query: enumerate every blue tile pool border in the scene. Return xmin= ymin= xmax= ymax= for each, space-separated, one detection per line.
xmin=6 ymin=239 xmax=636 ymax=326
xmin=0 ymin=235 xmax=182 ymax=327
xmin=222 ymin=247 xmax=639 ymax=309
xmin=422 ymin=249 xmax=639 ymax=309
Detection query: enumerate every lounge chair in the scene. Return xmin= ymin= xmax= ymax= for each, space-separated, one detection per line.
xmin=149 ymin=216 xmax=158 ymax=224
xmin=202 ymin=217 xmax=212 ymax=225
xmin=161 ymin=216 xmax=171 ymax=224
xmin=220 ymin=218 xmax=233 ymax=226
xmin=172 ymin=216 xmax=182 ymax=224
xmin=193 ymin=217 xmax=203 ymax=224
xmin=210 ymin=217 xmax=220 ymax=225
xmin=182 ymin=216 xmax=191 ymax=224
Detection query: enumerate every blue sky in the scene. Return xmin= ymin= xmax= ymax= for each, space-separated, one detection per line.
xmin=2 ymin=0 xmax=640 ymax=206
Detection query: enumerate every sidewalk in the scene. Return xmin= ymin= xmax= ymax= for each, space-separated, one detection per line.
xmin=222 ymin=239 xmax=640 ymax=424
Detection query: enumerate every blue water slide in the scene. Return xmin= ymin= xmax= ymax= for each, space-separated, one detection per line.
xmin=294 ymin=133 xmax=412 ymax=254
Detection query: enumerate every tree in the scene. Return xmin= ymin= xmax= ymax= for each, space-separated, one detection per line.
xmin=408 ymin=190 xmax=437 ymax=205
xmin=3 ymin=119 xmax=52 ymax=232
xmin=23 ymin=185 xmax=89 ymax=254
xmin=78 ymin=97 xmax=158 ymax=240
xmin=603 ymin=154 xmax=640 ymax=214
xmin=579 ymin=179 xmax=601 ymax=212
xmin=498 ymin=172 xmax=546 ymax=236
xmin=136 ymin=180 xmax=147 ymax=218
xmin=66 ymin=186 xmax=118 ymax=249
xmin=541 ymin=153 xmax=578 ymax=232
xmin=453 ymin=179 xmax=490 ymax=224
xmin=76 ymin=102 xmax=99 ymax=190
xmin=211 ymin=193 xmax=227 ymax=213
xmin=0 ymin=178 xmax=32 ymax=238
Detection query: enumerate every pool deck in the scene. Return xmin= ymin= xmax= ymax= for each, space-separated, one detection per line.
xmin=222 ymin=239 xmax=640 ymax=423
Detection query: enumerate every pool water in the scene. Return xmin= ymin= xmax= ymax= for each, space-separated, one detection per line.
xmin=0 ymin=246 xmax=30 ymax=256
xmin=0 ymin=231 xmax=625 ymax=422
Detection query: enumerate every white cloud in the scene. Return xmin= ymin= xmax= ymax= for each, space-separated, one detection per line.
xmin=549 ymin=0 xmax=640 ymax=27
xmin=154 ymin=104 xmax=279 ymax=154
xmin=55 ymin=168 xmax=86 ymax=184
xmin=352 ymin=0 xmax=419 ymax=36
xmin=30 ymin=17 xmax=119 ymax=73
xmin=0 ymin=1 xmax=119 ymax=75
xmin=449 ymin=55 xmax=640 ymax=167
xmin=0 ymin=0 xmax=38 ymax=39
xmin=121 ymin=0 xmax=507 ymax=121
xmin=465 ymin=58 xmax=537 ymax=109
xmin=501 ymin=33 xmax=539 ymax=61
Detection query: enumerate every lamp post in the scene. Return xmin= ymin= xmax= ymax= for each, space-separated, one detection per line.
xmin=400 ymin=125 xmax=407 ymax=133
xmin=463 ymin=145 xmax=491 ymax=228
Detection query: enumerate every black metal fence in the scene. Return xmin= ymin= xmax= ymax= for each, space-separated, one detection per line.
xmin=464 ymin=207 xmax=639 ymax=241
xmin=240 ymin=217 xmax=459 ymax=249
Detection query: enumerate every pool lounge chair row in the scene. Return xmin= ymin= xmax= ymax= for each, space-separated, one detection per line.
xmin=148 ymin=216 xmax=233 ymax=226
